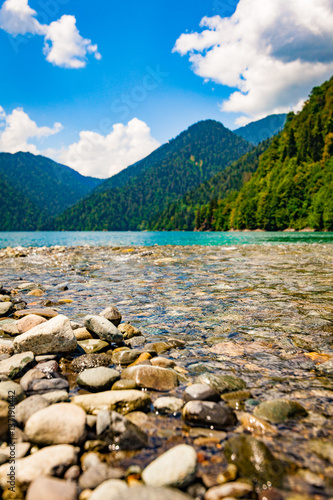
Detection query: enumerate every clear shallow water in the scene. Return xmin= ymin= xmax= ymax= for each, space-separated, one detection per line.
xmin=0 ymin=230 xmax=333 ymax=248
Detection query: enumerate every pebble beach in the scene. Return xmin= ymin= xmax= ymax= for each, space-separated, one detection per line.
xmin=0 ymin=243 xmax=332 ymax=500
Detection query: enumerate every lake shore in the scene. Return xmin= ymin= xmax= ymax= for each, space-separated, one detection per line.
xmin=0 ymin=244 xmax=332 ymax=499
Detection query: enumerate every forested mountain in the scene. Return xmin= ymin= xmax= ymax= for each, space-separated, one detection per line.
xmin=0 ymin=178 xmax=46 ymax=231
xmin=0 ymin=152 xmax=102 ymax=219
xmin=195 ymin=77 xmax=333 ymax=231
xmin=149 ymin=140 xmax=271 ymax=230
xmin=47 ymin=120 xmax=251 ymax=230
xmin=234 ymin=114 xmax=287 ymax=145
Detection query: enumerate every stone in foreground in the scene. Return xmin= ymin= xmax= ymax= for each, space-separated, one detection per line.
xmin=96 ymin=410 xmax=148 ymax=450
xmin=13 ymin=315 xmax=77 ymax=355
xmin=253 ymin=399 xmax=308 ymax=424
xmin=26 ymin=477 xmax=78 ymax=500
xmin=142 ymin=444 xmax=197 ymax=488
xmin=77 ymin=367 xmax=120 ymax=392
xmin=99 ymin=306 xmax=122 ymax=326
xmin=25 ymin=403 xmax=86 ymax=445
xmin=183 ymin=400 xmax=237 ymax=429
xmin=0 ymin=444 xmax=77 ymax=488
xmin=121 ymin=365 xmax=178 ymax=391
xmin=197 ymin=373 xmax=246 ymax=394
xmin=204 ymin=481 xmax=253 ymax=500
xmin=72 ymin=389 xmax=151 ymax=415
xmin=0 ymin=351 xmax=34 ymax=378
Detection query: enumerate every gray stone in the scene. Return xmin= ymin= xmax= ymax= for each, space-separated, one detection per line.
xmin=26 ymin=377 xmax=69 ymax=395
xmin=204 ymin=481 xmax=253 ymax=500
xmin=20 ymin=368 xmax=47 ymax=391
xmin=25 ymin=403 xmax=86 ymax=445
xmin=0 ymin=351 xmax=34 ymax=379
xmin=79 ymin=463 xmax=124 ymax=489
xmin=0 ymin=444 xmax=78 ymax=487
xmin=183 ymin=384 xmax=220 ymax=403
xmin=72 ymin=389 xmax=151 ymax=415
xmin=0 ymin=301 xmax=12 ymax=316
xmin=15 ymin=395 xmax=50 ymax=426
xmin=26 ymin=477 xmax=78 ymax=500
xmin=96 ymin=410 xmax=148 ymax=450
xmin=0 ymin=380 xmax=25 ymax=403
xmin=42 ymin=390 xmax=69 ymax=403
xmin=77 ymin=367 xmax=120 ymax=392
xmin=99 ymin=306 xmax=122 ymax=326
xmin=142 ymin=444 xmax=197 ymax=488
xmin=71 ymin=353 xmax=112 ymax=372
xmin=84 ymin=315 xmax=123 ymax=344
xmin=153 ymin=397 xmax=184 ymax=414
xmin=121 ymin=365 xmax=178 ymax=392
xmin=253 ymin=399 xmax=308 ymax=424
xmin=89 ymin=479 xmax=129 ymax=500
xmin=197 ymin=373 xmax=246 ymax=394
xmin=182 ymin=401 xmax=237 ymax=430
xmin=14 ymin=315 xmax=77 ymax=355
xmin=93 ymin=485 xmax=193 ymax=500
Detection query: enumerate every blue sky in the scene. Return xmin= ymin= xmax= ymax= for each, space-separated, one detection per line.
xmin=0 ymin=0 xmax=333 ymax=178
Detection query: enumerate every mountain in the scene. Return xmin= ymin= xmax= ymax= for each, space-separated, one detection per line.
xmin=149 ymin=140 xmax=271 ymax=230
xmin=47 ymin=120 xmax=252 ymax=231
xmin=234 ymin=114 xmax=287 ymax=145
xmin=0 ymin=178 xmax=46 ymax=231
xmin=195 ymin=77 xmax=333 ymax=231
xmin=0 ymin=152 xmax=102 ymax=220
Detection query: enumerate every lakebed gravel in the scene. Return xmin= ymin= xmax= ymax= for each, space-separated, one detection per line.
xmin=0 ymin=243 xmax=332 ymax=499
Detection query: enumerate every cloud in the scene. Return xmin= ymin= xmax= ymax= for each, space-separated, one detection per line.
xmin=0 ymin=106 xmax=62 ymax=154
xmin=174 ymin=0 xmax=333 ymax=124
xmin=0 ymin=0 xmax=101 ymax=68
xmin=59 ymin=118 xmax=160 ymax=178
xmin=43 ymin=15 xmax=101 ymax=69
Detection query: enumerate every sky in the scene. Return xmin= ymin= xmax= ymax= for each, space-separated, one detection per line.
xmin=0 ymin=0 xmax=333 ymax=178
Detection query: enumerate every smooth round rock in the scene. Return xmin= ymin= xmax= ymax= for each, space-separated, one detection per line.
xmin=0 ymin=380 xmax=25 ymax=403
xmin=0 ymin=351 xmax=35 ymax=379
xmin=142 ymin=444 xmax=197 ymax=488
xmin=112 ymin=350 xmax=143 ymax=366
xmin=72 ymin=389 xmax=151 ymax=415
xmin=197 ymin=373 xmax=246 ymax=394
xmin=99 ymin=307 xmax=122 ymax=327
xmin=25 ymin=403 xmax=86 ymax=445
xmin=204 ymin=481 xmax=253 ymax=500
xmin=121 ymin=365 xmax=178 ymax=392
xmin=26 ymin=476 xmax=78 ymax=500
xmin=15 ymin=395 xmax=50 ymax=426
xmin=154 ymin=397 xmax=184 ymax=414
xmin=112 ymin=379 xmax=138 ymax=391
xmin=89 ymin=479 xmax=129 ymax=500
xmin=78 ymin=339 xmax=109 ymax=354
xmin=77 ymin=367 xmax=120 ymax=392
xmin=224 ymin=435 xmax=285 ymax=487
xmin=17 ymin=314 xmax=47 ymax=334
xmin=183 ymin=384 xmax=220 ymax=403
xmin=111 ymin=486 xmax=193 ymax=500
xmin=253 ymin=399 xmax=308 ymax=424
xmin=84 ymin=315 xmax=123 ymax=344
xmin=183 ymin=401 xmax=237 ymax=430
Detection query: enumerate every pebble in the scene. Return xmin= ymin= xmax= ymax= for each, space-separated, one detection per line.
xmin=216 ymin=464 xmax=238 ymax=484
xmin=114 ymin=486 xmax=194 ymax=500
xmin=183 ymin=401 xmax=237 ymax=429
xmin=20 ymin=368 xmax=47 ymax=391
xmin=99 ymin=306 xmax=122 ymax=326
xmin=15 ymin=395 xmax=50 ymax=426
xmin=0 ymin=339 xmax=14 ymax=355
xmin=78 ymin=339 xmax=109 ymax=354
xmin=14 ymin=308 xmax=58 ymax=319
xmin=224 ymin=435 xmax=285 ymax=487
xmin=72 ymin=389 xmax=151 ymax=415
xmin=14 ymin=315 xmax=77 ymax=355
xmin=154 ymin=396 xmax=184 ymax=414
xmin=71 ymin=353 xmax=112 ymax=371
xmin=239 ymin=412 xmax=277 ymax=436
xmin=204 ymin=481 xmax=253 ymax=499
xmin=112 ymin=379 xmax=138 ymax=390
xmin=26 ymin=475 xmax=78 ymax=500
xmin=96 ymin=410 xmax=148 ymax=450
xmin=74 ymin=327 xmax=93 ymax=340
xmin=0 ymin=444 xmax=78 ymax=488
xmin=0 ymin=302 xmax=12 ymax=316
xmin=151 ymin=357 xmax=176 ymax=368
xmin=309 ymin=439 xmax=333 ymax=465
xmin=84 ymin=315 xmax=123 ymax=344
xmin=17 ymin=314 xmax=47 ymax=333
xmin=42 ymin=390 xmax=69 ymax=403
xmin=89 ymin=479 xmax=129 ymax=500
xmin=184 ymin=384 xmax=220 ymax=403
xmin=0 ymin=351 xmax=34 ymax=378
xmin=77 ymin=367 xmax=120 ymax=392
xmin=25 ymin=402 xmax=87 ymax=445
xmin=197 ymin=374 xmax=246 ymax=394
xmin=142 ymin=444 xmax=197 ymax=488
xmin=253 ymin=399 xmax=308 ymax=423
xmin=1 ymin=442 xmax=31 ymax=460
xmin=112 ymin=349 xmax=143 ymax=366
xmin=26 ymin=377 xmax=69 ymax=395
xmin=0 ymin=380 xmax=25 ymax=403
xmin=121 ymin=365 xmax=178 ymax=391
xmin=118 ymin=323 xmax=142 ymax=339
xmin=79 ymin=463 xmax=124 ymax=489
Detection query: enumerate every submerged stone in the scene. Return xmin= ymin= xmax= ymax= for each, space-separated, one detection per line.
xmin=197 ymin=373 xmax=246 ymax=394
xmin=253 ymin=399 xmax=308 ymax=424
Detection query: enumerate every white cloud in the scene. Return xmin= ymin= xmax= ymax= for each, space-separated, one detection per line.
xmin=174 ymin=0 xmax=333 ymax=124
xmin=0 ymin=0 xmax=101 ymax=68
xmin=0 ymin=107 xmax=62 ymax=154
xmin=43 ymin=15 xmax=101 ymax=69
xmin=59 ymin=118 xmax=160 ymax=178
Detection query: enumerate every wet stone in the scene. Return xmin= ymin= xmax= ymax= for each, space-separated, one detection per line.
xmin=116 ymin=486 xmax=194 ymax=500
xmin=79 ymin=462 xmax=124 ymax=490
xmin=224 ymin=435 xmax=285 ymax=487
xmin=253 ymin=399 xmax=308 ymax=424
xmin=121 ymin=365 xmax=178 ymax=391
xmin=78 ymin=339 xmax=109 ymax=354
xmin=197 ymin=373 xmax=246 ymax=394
xmin=89 ymin=479 xmax=129 ymax=500
xmin=153 ymin=397 xmax=184 ymax=414
xmin=96 ymin=410 xmax=148 ymax=450
xmin=204 ymin=481 xmax=253 ymax=500
xmin=183 ymin=383 xmax=220 ymax=403
xmin=72 ymin=389 xmax=151 ymax=415
xmin=77 ymin=367 xmax=120 ymax=392
xmin=112 ymin=349 xmax=142 ymax=366
xmin=71 ymin=353 xmax=112 ymax=372
xmin=84 ymin=315 xmax=123 ymax=344
xmin=112 ymin=379 xmax=138 ymax=390
xmin=182 ymin=400 xmax=237 ymax=430
xmin=99 ymin=306 xmax=122 ymax=327
xmin=25 ymin=377 xmax=69 ymax=395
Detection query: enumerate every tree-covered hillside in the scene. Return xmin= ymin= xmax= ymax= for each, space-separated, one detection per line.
xmin=0 ymin=152 xmax=102 ymax=218
xmin=195 ymin=78 xmax=333 ymax=231
xmin=234 ymin=114 xmax=287 ymax=145
xmin=47 ymin=120 xmax=251 ymax=230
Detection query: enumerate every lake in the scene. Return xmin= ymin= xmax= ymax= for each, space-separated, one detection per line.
xmin=0 ymin=231 xmax=333 ymax=248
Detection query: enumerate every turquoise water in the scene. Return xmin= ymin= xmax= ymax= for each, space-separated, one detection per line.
xmin=0 ymin=231 xmax=332 ymax=248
